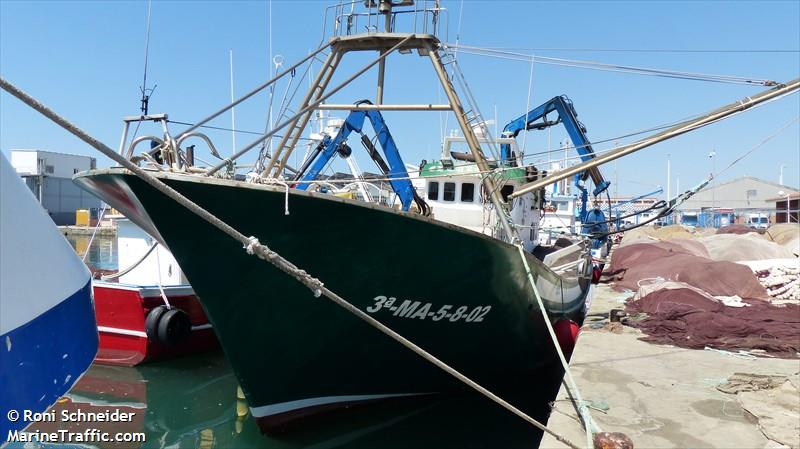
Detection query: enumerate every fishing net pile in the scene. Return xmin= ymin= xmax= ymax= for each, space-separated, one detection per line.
xmin=716 ymin=224 xmax=759 ymax=235
xmin=625 ymin=285 xmax=800 ymax=357
xmin=764 ymin=223 xmax=800 ymax=256
xmin=698 ymin=233 xmax=795 ymax=261
xmin=607 ymin=224 xmax=800 ymax=357
xmin=752 ymin=262 xmax=800 ymax=303
xmin=606 ymin=240 xmax=767 ymax=298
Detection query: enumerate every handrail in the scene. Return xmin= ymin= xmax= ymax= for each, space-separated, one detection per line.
xmin=126 ymin=135 xmax=164 ymax=159
xmin=175 ymin=131 xmax=223 ymax=160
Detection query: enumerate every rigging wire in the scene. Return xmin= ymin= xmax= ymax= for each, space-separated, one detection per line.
xmin=714 ymin=116 xmax=800 ymax=179
xmin=139 ymin=0 xmax=156 ymax=115
xmin=443 ymin=44 xmax=778 ymax=86
xmin=520 ymin=55 xmax=535 ymax=156
xmin=453 ymin=0 xmax=465 ymax=61
xmin=467 ymin=46 xmax=800 ymax=54
xmin=590 ymin=116 xmax=799 ymax=238
xmin=168 ymin=119 xmax=314 ymax=141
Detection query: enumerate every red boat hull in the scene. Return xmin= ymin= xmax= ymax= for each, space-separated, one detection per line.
xmin=93 ymin=282 xmax=219 ymax=366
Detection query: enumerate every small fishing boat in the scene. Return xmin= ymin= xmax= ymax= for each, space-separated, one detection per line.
xmin=91 ymin=218 xmax=218 ymax=366
xmin=1 ymin=152 xmax=98 ymax=436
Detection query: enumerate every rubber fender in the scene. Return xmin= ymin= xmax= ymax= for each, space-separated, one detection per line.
xmin=157 ymin=308 xmax=192 ymax=345
xmin=145 ymin=305 xmax=169 ymax=341
xmin=592 ymin=265 xmax=603 ymax=284
xmin=554 ymin=319 xmax=580 ymax=357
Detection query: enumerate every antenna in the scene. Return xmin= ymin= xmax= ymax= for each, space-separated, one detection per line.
xmin=230 ymin=50 xmax=236 ymax=156
xmin=139 ymin=0 xmax=156 ymax=115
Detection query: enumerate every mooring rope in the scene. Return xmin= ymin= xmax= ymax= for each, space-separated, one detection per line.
xmin=1 ymin=76 xmax=584 ymax=449
xmin=81 ymin=205 xmax=108 ymax=262
xmin=100 ymin=241 xmax=158 ymax=281
xmin=515 ymin=243 xmax=599 ymax=448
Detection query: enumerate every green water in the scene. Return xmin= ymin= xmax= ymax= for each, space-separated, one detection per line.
xmin=51 ymin=235 xmax=558 ymax=448
xmin=23 ymin=353 xmax=558 ymax=449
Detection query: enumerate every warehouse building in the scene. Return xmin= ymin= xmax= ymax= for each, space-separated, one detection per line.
xmin=676 ymin=176 xmax=798 ymax=227
xmin=10 ymin=149 xmax=101 ymax=225
xmin=768 ymin=192 xmax=799 ymax=223
xmin=678 ymin=176 xmax=797 ymax=211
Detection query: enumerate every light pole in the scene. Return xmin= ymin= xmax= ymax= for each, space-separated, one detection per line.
xmin=666 ymin=153 xmax=671 ymax=223
xmin=780 ymin=164 xmax=786 ymax=186
xmin=779 ymin=190 xmax=792 ymax=223
xmin=666 ymin=153 xmax=671 ymax=200
xmin=709 ymin=150 xmax=716 ymax=226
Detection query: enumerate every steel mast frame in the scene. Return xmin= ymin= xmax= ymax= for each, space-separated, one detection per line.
xmin=255 ymin=32 xmax=519 ymax=241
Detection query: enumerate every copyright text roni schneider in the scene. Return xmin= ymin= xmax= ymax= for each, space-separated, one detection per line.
xmin=5 ymin=408 xmax=146 ymax=444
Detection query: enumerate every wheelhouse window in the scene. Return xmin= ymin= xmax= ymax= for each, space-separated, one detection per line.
xmin=443 ymin=182 xmax=456 ymax=202
xmin=427 ymin=182 xmax=439 ymax=200
xmin=461 ymin=183 xmax=475 ymax=202
xmin=501 ymin=185 xmax=515 ymax=201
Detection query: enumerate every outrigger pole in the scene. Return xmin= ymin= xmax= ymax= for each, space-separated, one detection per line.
xmin=509 ymin=78 xmax=800 ymax=199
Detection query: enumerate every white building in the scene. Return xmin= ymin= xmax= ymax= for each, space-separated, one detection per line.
xmin=10 ymin=150 xmax=100 ymax=225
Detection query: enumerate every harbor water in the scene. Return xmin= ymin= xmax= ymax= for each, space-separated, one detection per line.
xmin=43 ymin=235 xmax=562 ymax=449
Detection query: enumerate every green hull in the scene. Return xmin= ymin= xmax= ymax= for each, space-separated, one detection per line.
xmin=75 ymin=169 xmax=591 ymax=431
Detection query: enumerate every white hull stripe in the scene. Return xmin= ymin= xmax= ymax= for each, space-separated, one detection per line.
xmin=93 ymin=281 xmax=195 ymax=298
xmin=97 ymin=323 xmax=212 ymax=338
xmin=97 ymin=326 xmax=147 ymax=338
xmin=249 ymin=393 xmax=430 ymax=418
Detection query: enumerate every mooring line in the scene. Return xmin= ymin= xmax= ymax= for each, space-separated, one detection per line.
xmin=0 ymin=77 xmax=584 ymax=449
xmin=515 ymin=243 xmax=599 ymax=448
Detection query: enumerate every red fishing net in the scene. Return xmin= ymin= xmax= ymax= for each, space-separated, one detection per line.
xmin=606 ymin=241 xmax=768 ymax=299
xmin=626 ymin=287 xmax=800 ymax=357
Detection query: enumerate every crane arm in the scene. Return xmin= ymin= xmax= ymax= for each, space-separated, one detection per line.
xmin=294 ymin=103 xmax=420 ymax=212
xmin=500 ymin=95 xmax=610 ymax=196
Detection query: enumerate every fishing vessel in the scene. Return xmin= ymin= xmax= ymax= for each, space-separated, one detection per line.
xmin=1 ymin=152 xmax=98 ymax=437
xmin=58 ymin=0 xmax=797 ymax=435
xmin=73 ymin=1 xmax=594 ymax=433
xmin=92 ymin=217 xmax=218 ymax=366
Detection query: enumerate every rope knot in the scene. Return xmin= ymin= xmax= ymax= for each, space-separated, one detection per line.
xmin=244 ymin=236 xmax=260 ymax=255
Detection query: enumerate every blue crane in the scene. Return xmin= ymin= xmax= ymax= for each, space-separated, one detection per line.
xmin=500 ymin=95 xmax=610 ymax=196
xmin=293 ymin=101 xmax=425 ymax=213
xmin=500 ymin=95 xmax=612 ymax=250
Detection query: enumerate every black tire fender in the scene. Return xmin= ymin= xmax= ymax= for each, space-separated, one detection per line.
xmin=145 ymin=305 xmax=170 ymax=341
xmin=157 ymin=308 xmax=192 ymax=345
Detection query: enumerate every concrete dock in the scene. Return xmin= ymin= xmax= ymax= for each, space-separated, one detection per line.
xmin=59 ymin=225 xmax=116 ymax=237
xmin=539 ymin=284 xmax=800 ymax=449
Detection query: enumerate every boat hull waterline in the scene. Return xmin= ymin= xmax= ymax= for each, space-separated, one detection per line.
xmin=75 ymin=169 xmax=590 ymax=432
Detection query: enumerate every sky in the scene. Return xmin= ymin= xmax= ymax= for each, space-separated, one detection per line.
xmin=1 ymin=0 xmax=799 ymax=198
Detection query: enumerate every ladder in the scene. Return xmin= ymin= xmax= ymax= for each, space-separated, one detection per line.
xmin=264 ymin=51 xmax=341 ymax=178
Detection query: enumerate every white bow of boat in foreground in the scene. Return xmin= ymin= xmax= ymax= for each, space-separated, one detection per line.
xmin=0 ymin=152 xmax=98 ymax=437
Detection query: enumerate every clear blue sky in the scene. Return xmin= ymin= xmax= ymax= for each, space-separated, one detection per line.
xmin=2 ymin=1 xmax=798 ymax=197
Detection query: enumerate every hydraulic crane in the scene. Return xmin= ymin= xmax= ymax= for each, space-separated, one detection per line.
xmin=500 ymin=95 xmax=612 ymax=251
xmin=293 ymin=100 xmax=428 ymax=214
